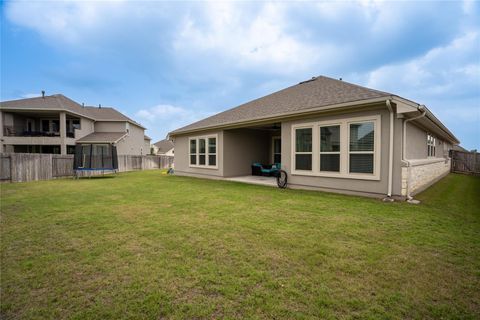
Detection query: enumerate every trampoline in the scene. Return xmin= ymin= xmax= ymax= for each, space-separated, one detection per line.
xmin=74 ymin=143 xmax=118 ymax=177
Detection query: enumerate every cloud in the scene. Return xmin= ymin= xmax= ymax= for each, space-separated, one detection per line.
xmin=173 ymin=2 xmax=321 ymax=75
xmin=135 ymin=104 xmax=213 ymax=140
xmin=3 ymin=1 xmax=479 ymax=148
xmin=365 ymin=31 xmax=480 ymax=111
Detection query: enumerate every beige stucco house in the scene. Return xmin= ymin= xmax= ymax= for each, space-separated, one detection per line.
xmin=153 ymin=139 xmax=174 ymax=156
xmin=169 ymin=76 xmax=459 ymax=200
xmin=0 ymin=93 xmax=150 ymax=155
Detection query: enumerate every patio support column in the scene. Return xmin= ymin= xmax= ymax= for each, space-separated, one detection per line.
xmin=60 ymin=111 xmax=67 ymax=155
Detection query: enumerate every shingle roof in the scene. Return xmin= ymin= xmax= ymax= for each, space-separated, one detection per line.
xmin=0 ymin=94 xmax=145 ymax=129
xmin=170 ymin=76 xmax=392 ymax=134
xmin=154 ymin=139 xmax=174 ymax=153
xmin=76 ymin=132 xmax=127 ymax=143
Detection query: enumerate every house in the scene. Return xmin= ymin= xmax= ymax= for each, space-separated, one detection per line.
xmin=0 ymin=93 xmax=149 ymax=155
xmin=169 ymin=76 xmax=460 ymax=200
xmin=144 ymin=135 xmax=152 ymax=154
xmin=153 ymin=139 xmax=174 ymax=156
xmin=452 ymin=145 xmax=469 ymax=153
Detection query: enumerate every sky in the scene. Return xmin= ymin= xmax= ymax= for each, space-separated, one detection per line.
xmin=1 ymin=0 xmax=479 ymax=150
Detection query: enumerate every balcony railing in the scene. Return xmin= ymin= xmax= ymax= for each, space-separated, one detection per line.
xmin=3 ymin=127 xmax=75 ymax=138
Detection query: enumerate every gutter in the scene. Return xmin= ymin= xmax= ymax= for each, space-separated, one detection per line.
xmin=385 ymin=99 xmax=394 ymax=199
xmin=402 ymin=105 xmax=427 ymax=201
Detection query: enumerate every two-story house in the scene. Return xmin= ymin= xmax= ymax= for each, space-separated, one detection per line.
xmin=0 ymin=93 xmax=149 ymax=155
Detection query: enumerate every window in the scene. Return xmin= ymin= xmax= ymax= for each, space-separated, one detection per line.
xmin=67 ymin=119 xmax=81 ymax=132
xmin=42 ymin=120 xmax=50 ymax=132
xmin=189 ymin=139 xmax=197 ymax=165
xmin=291 ymin=115 xmax=380 ymax=180
xmin=41 ymin=119 xmax=61 ymax=133
xmin=320 ymin=125 xmax=340 ymax=172
xmin=349 ymin=122 xmax=375 ymax=174
xmin=189 ymin=134 xmax=218 ymax=168
xmin=199 ymin=138 xmax=206 ymax=165
xmin=52 ymin=120 xmax=60 ymax=133
xmin=208 ymin=137 xmax=216 ymax=166
xmin=273 ymin=137 xmax=281 ymax=164
xmin=427 ymin=134 xmax=436 ymax=157
xmin=295 ymin=128 xmax=312 ymax=170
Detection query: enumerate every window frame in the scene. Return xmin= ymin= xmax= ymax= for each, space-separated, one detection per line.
xmin=293 ymin=126 xmax=313 ymax=171
xmin=188 ymin=134 xmax=218 ymax=169
xmin=319 ymin=123 xmax=342 ymax=173
xmin=427 ymin=133 xmax=436 ymax=157
xmin=291 ymin=115 xmax=381 ymax=180
xmin=347 ymin=120 xmax=376 ymax=175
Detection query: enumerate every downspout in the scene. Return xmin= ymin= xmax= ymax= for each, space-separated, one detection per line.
xmin=402 ymin=105 xmax=426 ymax=201
xmin=385 ymin=99 xmax=394 ymax=199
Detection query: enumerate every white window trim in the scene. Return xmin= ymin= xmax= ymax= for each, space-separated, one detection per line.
xmin=319 ymin=123 xmax=342 ymax=174
xmin=292 ymin=125 xmax=314 ymax=172
xmin=291 ymin=115 xmax=381 ymax=180
xmin=188 ymin=134 xmax=218 ymax=169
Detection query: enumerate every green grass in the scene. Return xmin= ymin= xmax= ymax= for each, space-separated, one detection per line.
xmin=1 ymin=171 xmax=479 ymax=319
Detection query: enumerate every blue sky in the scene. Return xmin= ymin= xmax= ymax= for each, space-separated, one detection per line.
xmin=1 ymin=0 xmax=479 ymax=149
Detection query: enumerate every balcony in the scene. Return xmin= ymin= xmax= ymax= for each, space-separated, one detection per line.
xmin=3 ymin=127 xmax=75 ymax=138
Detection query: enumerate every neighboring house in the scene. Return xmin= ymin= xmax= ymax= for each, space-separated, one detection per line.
xmin=144 ymin=135 xmax=152 ymax=155
xmin=452 ymin=145 xmax=469 ymax=152
xmin=169 ymin=76 xmax=460 ymax=199
xmin=154 ymin=139 xmax=174 ymax=156
xmin=0 ymin=93 xmax=148 ymax=155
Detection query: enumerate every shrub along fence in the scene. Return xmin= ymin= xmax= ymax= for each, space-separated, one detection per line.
xmin=0 ymin=153 xmax=174 ymax=183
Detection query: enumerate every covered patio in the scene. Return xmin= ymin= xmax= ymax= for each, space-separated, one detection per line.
xmin=222 ymin=122 xmax=282 ymax=178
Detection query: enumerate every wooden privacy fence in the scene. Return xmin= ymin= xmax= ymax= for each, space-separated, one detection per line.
xmin=0 ymin=153 xmax=174 ymax=183
xmin=451 ymin=150 xmax=480 ymax=175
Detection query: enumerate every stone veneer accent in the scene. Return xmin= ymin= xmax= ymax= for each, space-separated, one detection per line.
xmin=401 ymin=158 xmax=451 ymax=196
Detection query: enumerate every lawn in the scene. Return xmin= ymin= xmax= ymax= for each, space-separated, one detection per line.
xmin=1 ymin=171 xmax=479 ymax=319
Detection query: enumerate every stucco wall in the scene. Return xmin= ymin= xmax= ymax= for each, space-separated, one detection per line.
xmin=223 ymin=128 xmax=271 ymax=177
xmin=173 ymin=130 xmax=224 ymax=177
xmin=3 ymin=112 xmax=14 ymax=127
xmin=405 ymin=121 xmax=447 ymax=159
xmin=74 ymin=117 xmax=95 ymax=139
xmin=116 ymin=124 xmax=146 ymax=155
xmin=281 ymin=107 xmax=392 ymax=197
xmin=94 ymin=121 xmax=127 ymax=133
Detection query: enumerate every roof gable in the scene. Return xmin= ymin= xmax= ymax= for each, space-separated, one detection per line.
xmin=154 ymin=139 xmax=174 ymax=152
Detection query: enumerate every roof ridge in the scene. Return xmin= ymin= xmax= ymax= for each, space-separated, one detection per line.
xmin=317 ymin=75 xmax=392 ymax=96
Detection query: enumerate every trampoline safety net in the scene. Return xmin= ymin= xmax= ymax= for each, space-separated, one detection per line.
xmin=74 ymin=144 xmax=118 ymax=170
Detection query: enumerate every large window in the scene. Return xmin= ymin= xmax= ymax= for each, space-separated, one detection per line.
xmin=291 ymin=115 xmax=380 ymax=180
xmin=320 ymin=125 xmax=340 ymax=172
xmin=349 ymin=122 xmax=375 ymax=174
xmin=295 ymin=128 xmax=312 ymax=170
xmin=189 ymin=134 xmax=218 ymax=168
xmin=427 ymin=134 xmax=436 ymax=157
